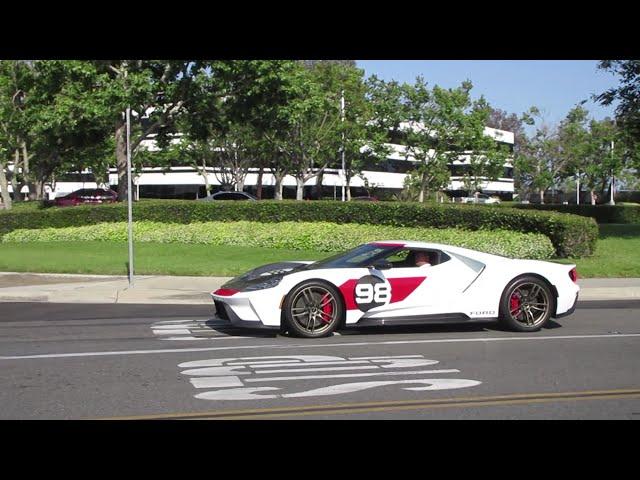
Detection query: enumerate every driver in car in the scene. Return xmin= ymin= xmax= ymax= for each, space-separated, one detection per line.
xmin=414 ymin=251 xmax=431 ymax=267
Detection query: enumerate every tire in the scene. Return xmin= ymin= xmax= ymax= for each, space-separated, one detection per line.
xmin=283 ymin=280 xmax=344 ymax=338
xmin=499 ymin=275 xmax=555 ymax=332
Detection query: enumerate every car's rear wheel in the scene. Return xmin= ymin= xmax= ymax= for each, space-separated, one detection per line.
xmin=499 ymin=276 xmax=555 ymax=332
xmin=283 ymin=280 xmax=343 ymax=338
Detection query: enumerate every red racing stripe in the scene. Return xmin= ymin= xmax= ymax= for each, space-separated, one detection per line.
xmin=388 ymin=277 xmax=426 ymax=303
xmin=338 ymin=279 xmax=360 ymax=310
xmin=369 ymin=242 xmax=406 ymax=248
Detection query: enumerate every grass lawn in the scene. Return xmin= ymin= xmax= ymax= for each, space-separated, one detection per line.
xmin=552 ymin=224 xmax=640 ymax=278
xmin=0 ymin=242 xmax=333 ymax=277
xmin=0 ymin=224 xmax=638 ymax=277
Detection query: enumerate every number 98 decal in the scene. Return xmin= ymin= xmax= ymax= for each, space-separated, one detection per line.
xmin=354 ymin=275 xmax=392 ymax=312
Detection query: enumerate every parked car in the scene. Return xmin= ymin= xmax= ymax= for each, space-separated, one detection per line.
xmin=460 ymin=193 xmax=501 ymax=204
xmin=54 ymin=188 xmax=118 ymax=207
xmin=198 ymin=191 xmax=258 ymax=201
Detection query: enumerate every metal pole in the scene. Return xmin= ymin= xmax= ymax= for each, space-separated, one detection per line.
xmin=126 ymin=107 xmax=134 ymax=287
xmin=609 ymin=139 xmax=615 ymax=205
xmin=341 ymin=90 xmax=346 ymax=202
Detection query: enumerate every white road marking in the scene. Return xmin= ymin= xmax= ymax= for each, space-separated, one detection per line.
xmin=3 ymin=333 xmax=640 ymax=360
xmin=159 ymin=336 xmax=211 ymax=341
xmin=152 ymin=329 xmax=192 ymax=335
xmin=348 ymin=355 xmax=424 ymax=360
xmin=193 ymin=378 xmax=482 ymax=400
xmin=150 ymin=317 xmax=246 ymax=341
xmin=190 ymin=376 xmax=244 ymax=389
xmin=282 ymin=379 xmax=483 ymax=398
xmin=195 ymin=387 xmax=279 ymax=400
xmin=179 ymin=355 xmax=340 ymax=368
xmin=226 ymin=359 xmax=306 ymax=366
xmin=152 ymin=324 xmax=203 ymax=330
xmin=182 ymin=354 xmax=479 ymax=401
xmin=243 ymin=368 xmax=461 ymax=383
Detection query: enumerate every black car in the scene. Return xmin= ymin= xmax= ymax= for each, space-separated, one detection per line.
xmin=198 ymin=191 xmax=258 ymax=201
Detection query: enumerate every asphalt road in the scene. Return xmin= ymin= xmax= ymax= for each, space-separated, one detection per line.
xmin=1 ymin=300 xmax=639 ymax=420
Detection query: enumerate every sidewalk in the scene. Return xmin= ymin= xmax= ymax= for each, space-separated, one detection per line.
xmin=0 ymin=273 xmax=228 ymax=305
xmin=0 ymin=272 xmax=639 ymax=305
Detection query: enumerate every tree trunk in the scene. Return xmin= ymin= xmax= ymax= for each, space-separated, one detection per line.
xmin=274 ymin=174 xmax=284 ymax=200
xmin=115 ymin=118 xmax=128 ymax=202
xmin=346 ymin=177 xmax=352 ymax=201
xmin=0 ymin=159 xmax=12 ymax=209
xmin=256 ymin=167 xmax=263 ymax=200
xmin=35 ymin=179 xmax=45 ymax=200
xmin=296 ymin=177 xmax=305 ymax=200
xmin=590 ymin=189 xmax=597 ymax=205
xmin=539 ymin=189 xmax=544 ymax=205
xmin=12 ymin=149 xmax=22 ymax=202
xmin=199 ymin=159 xmax=211 ymax=197
xmin=419 ymin=172 xmax=428 ymax=203
xmin=21 ymin=142 xmax=38 ymax=201
xmin=314 ymin=170 xmax=324 ymax=200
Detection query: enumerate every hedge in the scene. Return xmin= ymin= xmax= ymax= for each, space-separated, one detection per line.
xmin=0 ymin=199 xmax=598 ymax=257
xmin=508 ymin=203 xmax=640 ymax=224
xmin=2 ymin=221 xmax=556 ymax=259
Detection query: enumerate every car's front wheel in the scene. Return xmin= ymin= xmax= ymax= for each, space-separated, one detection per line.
xmin=283 ymin=280 xmax=343 ymax=338
xmin=499 ymin=276 xmax=555 ymax=332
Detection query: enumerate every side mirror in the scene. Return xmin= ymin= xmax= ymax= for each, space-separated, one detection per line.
xmin=368 ymin=260 xmax=392 ymax=270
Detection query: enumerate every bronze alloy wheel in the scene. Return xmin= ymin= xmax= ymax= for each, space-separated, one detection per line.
xmin=284 ymin=281 xmax=343 ymax=338
xmin=500 ymin=276 xmax=555 ymax=332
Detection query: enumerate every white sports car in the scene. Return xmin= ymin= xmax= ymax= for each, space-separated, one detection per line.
xmin=211 ymin=241 xmax=580 ymax=338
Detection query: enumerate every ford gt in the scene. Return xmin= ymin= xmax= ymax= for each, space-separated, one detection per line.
xmin=211 ymin=241 xmax=580 ymax=338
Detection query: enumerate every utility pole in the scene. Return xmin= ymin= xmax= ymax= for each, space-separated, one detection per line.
xmin=126 ymin=107 xmax=135 ymax=287
xmin=341 ymin=90 xmax=346 ymax=202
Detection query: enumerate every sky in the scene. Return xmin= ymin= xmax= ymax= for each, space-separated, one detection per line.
xmin=356 ymin=60 xmax=620 ymax=129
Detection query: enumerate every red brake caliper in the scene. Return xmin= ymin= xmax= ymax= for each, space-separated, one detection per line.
xmin=321 ymin=294 xmax=333 ymax=324
xmin=510 ymin=293 xmax=521 ymax=317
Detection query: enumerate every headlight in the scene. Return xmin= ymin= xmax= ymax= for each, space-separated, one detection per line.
xmin=243 ymin=276 xmax=283 ymax=291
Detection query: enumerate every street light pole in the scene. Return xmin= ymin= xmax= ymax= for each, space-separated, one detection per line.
xmin=341 ymin=90 xmax=346 ymax=202
xmin=608 ymin=139 xmax=615 ymax=205
xmin=126 ymin=107 xmax=135 ymax=287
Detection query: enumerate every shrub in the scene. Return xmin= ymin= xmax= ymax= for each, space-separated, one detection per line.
xmin=0 ymin=199 xmax=597 ymax=257
xmin=508 ymin=203 xmax=640 ymax=224
xmin=2 ymin=221 xmax=557 ymax=260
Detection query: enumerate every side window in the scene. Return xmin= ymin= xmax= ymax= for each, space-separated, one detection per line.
xmin=386 ymin=249 xmax=411 ymax=267
xmin=384 ymin=249 xmax=451 ymax=268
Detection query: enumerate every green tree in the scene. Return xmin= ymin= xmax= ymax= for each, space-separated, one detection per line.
xmin=557 ymin=106 xmax=626 ymax=204
xmin=0 ymin=61 xmax=31 ymax=208
xmin=308 ymin=62 xmax=374 ymax=200
xmin=596 ymin=60 xmax=640 ymax=174
xmin=190 ymin=60 xmax=303 ymax=200
xmin=401 ymin=78 xmax=507 ymax=202
xmin=1 ymin=60 xmax=114 ymax=207
xmin=262 ymin=63 xmax=341 ymax=200
xmin=516 ymin=120 xmax=562 ymax=204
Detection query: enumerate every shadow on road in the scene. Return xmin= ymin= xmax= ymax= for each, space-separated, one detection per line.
xmin=171 ymin=316 xmax=565 ymax=340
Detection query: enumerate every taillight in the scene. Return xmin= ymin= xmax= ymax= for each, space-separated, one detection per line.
xmin=569 ymin=268 xmax=578 ymax=283
xmin=212 ymin=288 xmax=239 ymax=297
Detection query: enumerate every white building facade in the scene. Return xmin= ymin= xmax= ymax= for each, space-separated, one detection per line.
xmin=9 ymin=126 xmax=514 ymax=201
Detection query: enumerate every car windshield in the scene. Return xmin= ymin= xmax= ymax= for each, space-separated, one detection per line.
xmin=304 ymin=243 xmax=402 ymax=270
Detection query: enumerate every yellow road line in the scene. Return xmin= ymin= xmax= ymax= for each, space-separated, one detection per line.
xmin=96 ymin=388 xmax=640 ymax=420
